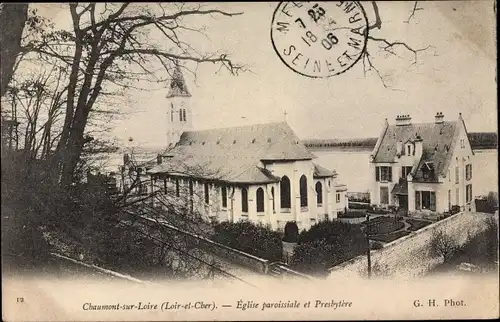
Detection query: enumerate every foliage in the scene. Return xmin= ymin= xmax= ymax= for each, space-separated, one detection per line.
xmin=348 ymin=202 xmax=372 ymax=210
xmin=212 ymin=221 xmax=283 ymax=262
xmin=433 ymin=217 xmax=498 ymax=272
xmin=449 ymin=205 xmax=461 ymax=215
xmin=457 ymin=217 xmax=498 ymax=266
xmin=486 ymin=192 xmax=498 ymax=213
xmin=370 ymin=241 xmax=384 ymax=250
xmin=291 ymin=220 xmax=366 ymax=275
xmin=341 ymin=210 xmax=368 ymax=218
xmin=291 ymin=239 xmax=346 ymax=277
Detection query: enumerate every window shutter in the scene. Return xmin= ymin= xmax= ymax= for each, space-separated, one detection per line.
xmin=430 ymin=192 xmax=436 ymax=211
xmin=388 ymin=167 xmax=392 ymax=182
xmin=375 ymin=167 xmax=380 ymax=181
xmin=415 ymin=191 xmax=421 ymax=210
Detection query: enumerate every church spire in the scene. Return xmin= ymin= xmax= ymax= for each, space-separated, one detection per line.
xmin=167 ymin=62 xmax=191 ymax=98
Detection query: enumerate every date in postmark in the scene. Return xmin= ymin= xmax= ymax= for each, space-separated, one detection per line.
xmin=270 ymin=1 xmax=368 ymax=78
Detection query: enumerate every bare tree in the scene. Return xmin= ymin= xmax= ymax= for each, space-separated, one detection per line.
xmin=0 ymin=3 xmax=29 ymax=97
xmin=430 ymin=229 xmax=459 ymax=262
xmin=3 ymin=66 xmax=68 ymax=160
xmin=360 ymin=1 xmax=430 ymax=88
xmin=19 ymin=3 xmax=245 ymax=186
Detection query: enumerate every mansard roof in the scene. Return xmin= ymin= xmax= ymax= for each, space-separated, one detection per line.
xmin=166 ymin=64 xmax=191 ymax=98
xmin=371 ymin=121 xmax=460 ymax=180
xmin=149 ymin=122 xmax=317 ymax=184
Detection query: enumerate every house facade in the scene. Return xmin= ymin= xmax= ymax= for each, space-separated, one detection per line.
xmin=369 ymin=112 xmax=475 ymax=215
xmin=119 ymin=64 xmax=347 ymax=232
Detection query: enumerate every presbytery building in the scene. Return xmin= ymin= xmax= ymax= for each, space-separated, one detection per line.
xmin=369 ymin=112 xmax=475 ymax=215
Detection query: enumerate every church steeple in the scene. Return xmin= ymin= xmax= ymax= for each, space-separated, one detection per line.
xmin=167 ymin=63 xmax=191 ymax=98
xmin=166 ymin=62 xmax=193 ymax=147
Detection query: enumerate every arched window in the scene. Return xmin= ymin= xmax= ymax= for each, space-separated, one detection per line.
xmin=315 ymin=182 xmax=323 ymax=205
xmin=300 ymin=175 xmax=308 ymax=207
xmin=280 ymin=176 xmax=291 ymax=209
xmin=221 ymin=186 xmax=227 ymax=208
xmin=241 ymin=187 xmax=248 ymax=212
xmin=256 ymin=188 xmax=265 ymax=212
xmin=271 ymin=187 xmax=275 ymax=212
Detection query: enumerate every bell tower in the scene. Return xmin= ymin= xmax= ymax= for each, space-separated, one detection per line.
xmin=166 ymin=62 xmax=192 ymax=147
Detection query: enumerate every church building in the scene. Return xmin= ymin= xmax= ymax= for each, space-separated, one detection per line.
xmin=121 ymin=64 xmax=347 ymax=232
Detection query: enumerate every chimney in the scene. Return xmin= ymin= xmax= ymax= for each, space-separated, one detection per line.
xmin=435 ymin=112 xmax=444 ymax=124
xmin=414 ymin=135 xmax=423 ymax=159
xmin=395 ymin=114 xmax=412 ymax=126
xmin=157 ymin=154 xmax=163 ymax=164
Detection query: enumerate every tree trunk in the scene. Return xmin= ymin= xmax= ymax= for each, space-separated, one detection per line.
xmin=0 ymin=4 xmax=28 ymax=97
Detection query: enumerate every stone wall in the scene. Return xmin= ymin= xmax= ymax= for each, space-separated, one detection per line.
xmin=138 ymin=216 xmax=270 ymax=274
xmin=328 ymin=211 xmax=497 ymax=279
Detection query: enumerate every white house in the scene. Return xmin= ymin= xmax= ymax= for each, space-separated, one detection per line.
xmin=120 ymin=64 xmax=347 ymax=232
xmin=369 ymin=112 xmax=475 ymax=215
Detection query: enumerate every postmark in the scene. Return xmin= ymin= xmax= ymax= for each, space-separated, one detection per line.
xmin=270 ymin=1 xmax=369 ymax=78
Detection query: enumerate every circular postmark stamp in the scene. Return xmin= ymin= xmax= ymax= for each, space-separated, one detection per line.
xmin=271 ymin=1 xmax=368 ymax=78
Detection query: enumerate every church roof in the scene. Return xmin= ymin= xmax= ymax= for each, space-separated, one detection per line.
xmin=371 ymin=120 xmax=460 ymax=180
xmin=166 ymin=63 xmax=191 ymax=98
xmin=313 ymin=163 xmax=336 ymax=178
xmin=149 ymin=122 xmax=316 ymax=184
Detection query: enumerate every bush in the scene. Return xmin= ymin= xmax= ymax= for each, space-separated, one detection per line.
xmin=348 ymin=202 xmax=372 ymax=210
xmin=340 ymin=210 xmax=368 ymax=218
xmin=291 ymin=220 xmax=366 ymax=275
xmin=370 ymin=241 xmax=384 ymax=250
xmin=450 ymin=205 xmax=461 ymax=215
xmin=475 ymin=192 xmax=499 ymax=214
xmin=291 ymin=239 xmax=346 ymax=277
xmin=211 ymin=221 xmax=283 ymax=262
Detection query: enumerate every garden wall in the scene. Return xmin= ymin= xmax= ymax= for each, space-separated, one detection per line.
xmin=328 ymin=211 xmax=497 ymax=279
xmin=138 ymin=216 xmax=270 ymax=274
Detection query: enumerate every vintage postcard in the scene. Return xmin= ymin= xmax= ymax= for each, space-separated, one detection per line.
xmin=1 ymin=1 xmax=498 ymax=321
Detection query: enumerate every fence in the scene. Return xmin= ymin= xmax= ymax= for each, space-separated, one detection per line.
xmin=328 ymin=211 xmax=497 ymax=279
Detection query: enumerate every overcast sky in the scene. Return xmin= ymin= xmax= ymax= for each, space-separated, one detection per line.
xmin=38 ymin=2 xmax=497 ymax=148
